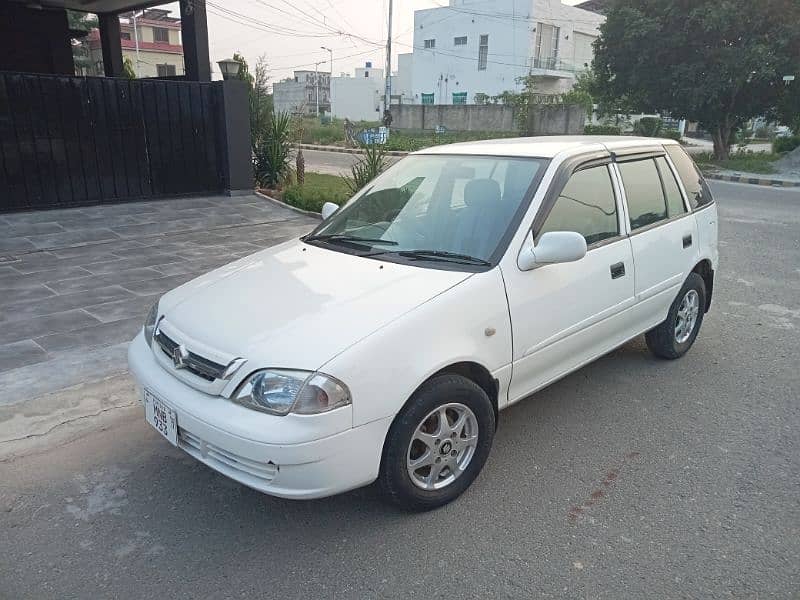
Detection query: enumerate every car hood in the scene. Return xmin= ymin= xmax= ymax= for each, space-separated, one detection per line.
xmin=159 ymin=239 xmax=471 ymax=371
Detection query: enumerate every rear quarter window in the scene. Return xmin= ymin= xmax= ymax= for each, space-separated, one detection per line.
xmin=665 ymin=145 xmax=714 ymax=209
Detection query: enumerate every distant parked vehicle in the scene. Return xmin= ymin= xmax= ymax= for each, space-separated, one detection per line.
xmin=129 ymin=136 xmax=718 ymax=510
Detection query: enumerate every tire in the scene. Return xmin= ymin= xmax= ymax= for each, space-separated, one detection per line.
xmin=379 ymin=374 xmax=495 ymax=511
xmin=645 ymin=272 xmax=706 ymax=359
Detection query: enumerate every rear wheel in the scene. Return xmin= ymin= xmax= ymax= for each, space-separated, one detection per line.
xmin=379 ymin=374 xmax=495 ymax=511
xmin=645 ymin=272 xmax=706 ymax=359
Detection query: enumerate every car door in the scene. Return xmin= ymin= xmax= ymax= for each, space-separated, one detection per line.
xmin=503 ymin=157 xmax=636 ymax=405
xmin=613 ymin=153 xmax=699 ymax=327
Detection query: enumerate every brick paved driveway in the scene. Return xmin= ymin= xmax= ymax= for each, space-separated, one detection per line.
xmin=0 ymin=195 xmax=318 ymax=401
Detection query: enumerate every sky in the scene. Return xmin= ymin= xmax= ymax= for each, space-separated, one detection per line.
xmin=156 ymin=0 xmax=583 ymax=83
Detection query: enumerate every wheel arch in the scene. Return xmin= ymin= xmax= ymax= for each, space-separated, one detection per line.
xmin=691 ymin=259 xmax=714 ymax=312
xmin=430 ymin=361 xmax=499 ymax=427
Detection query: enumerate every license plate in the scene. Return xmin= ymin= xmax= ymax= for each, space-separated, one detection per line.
xmin=144 ymin=389 xmax=178 ymax=446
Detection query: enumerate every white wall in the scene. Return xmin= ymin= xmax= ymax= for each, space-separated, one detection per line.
xmin=331 ymin=65 xmax=385 ymax=122
xmin=273 ymin=80 xmax=308 ymax=115
xmin=394 ymin=53 xmax=413 ymax=101
xmin=409 ymin=0 xmax=603 ymax=103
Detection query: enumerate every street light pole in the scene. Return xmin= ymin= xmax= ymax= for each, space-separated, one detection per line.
xmin=384 ymin=0 xmax=393 ymax=112
xmin=321 ymin=46 xmax=333 ymax=79
xmin=314 ymin=61 xmax=324 ymax=117
xmin=132 ymin=10 xmax=142 ymax=76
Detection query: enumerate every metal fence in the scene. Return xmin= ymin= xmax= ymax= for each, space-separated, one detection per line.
xmin=0 ymin=72 xmax=226 ymax=212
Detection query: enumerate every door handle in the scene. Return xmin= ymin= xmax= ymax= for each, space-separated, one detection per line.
xmin=610 ymin=262 xmax=625 ymax=279
xmin=683 ymin=234 xmax=693 ymax=248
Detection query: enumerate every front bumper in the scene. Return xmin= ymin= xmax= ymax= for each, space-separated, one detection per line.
xmin=127 ymin=332 xmax=392 ymax=499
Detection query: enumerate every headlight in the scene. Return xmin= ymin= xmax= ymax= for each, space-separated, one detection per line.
xmin=143 ymin=301 xmax=159 ymax=347
xmin=234 ymin=369 xmax=351 ymax=416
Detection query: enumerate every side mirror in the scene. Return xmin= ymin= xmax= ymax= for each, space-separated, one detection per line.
xmin=320 ymin=202 xmax=339 ymax=220
xmin=517 ymin=231 xmax=587 ymax=271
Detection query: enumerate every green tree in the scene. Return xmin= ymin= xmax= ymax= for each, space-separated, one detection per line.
xmin=592 ymin=0 xmax=800 ymax=159
xmin=122 ymin=57 xmax=137 ymax=79
xmin=67 ymin=10 xmax=99 ymax=75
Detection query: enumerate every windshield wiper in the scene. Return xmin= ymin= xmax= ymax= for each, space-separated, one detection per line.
xmin=304 ymin=233 xmax=398 ymax=247
xmin=396 ymin=249 xmax=491 ymax=266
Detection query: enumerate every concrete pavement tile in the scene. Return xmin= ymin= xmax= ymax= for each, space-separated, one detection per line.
xmin=118 ymin=272 xmax=199 ymax=296
xmin=0 ymin=339 xmax=48 ymax=374
xmin=28 ymin=228 xmax=122 ymax=250
xmin=0 ymin=285 xmax=57 ymax=309
xmin=34 ymin=316 xmax=141 ymax=353
xmin=51 ymin=239 xmax=144 ymax=259
xmin=83 ymin=293 xmax=161 ymax=323
xmin=13 ymin=251 xmax=121 ymax=275
xmin=45 ymin=268 xmax=165 ymax=295
xmin=0 ymin=309 xmax=101 ymax=344
xmin=0 ymin=265 xmax=93 ymax=289
xmin=82 ymin=253 xmax=181 ymax=275
xmin=0 ymin=236 xmax=37 ymax=253
xmin=0 ymin=222 xmax=65 ymax=237
xmin=1 ymin=285 xmax=136 ymax=322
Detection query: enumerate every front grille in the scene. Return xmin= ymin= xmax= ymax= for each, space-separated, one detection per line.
xmin=179 ymin=429 xmax=279 ymax=484
xmin=155 ymin=330 xmax=227 ymax=382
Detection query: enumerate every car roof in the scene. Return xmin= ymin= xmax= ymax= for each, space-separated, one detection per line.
xmin=413 ymin=135 xmax=680 ymax=159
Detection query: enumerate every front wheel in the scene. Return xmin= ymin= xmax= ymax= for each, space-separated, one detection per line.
xmin=379 ymin=374 xmax=495 ymax=511
xmin=645 ymin=272 xmax=706 ymax=359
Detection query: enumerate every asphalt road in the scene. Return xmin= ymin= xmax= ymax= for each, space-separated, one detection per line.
xmin=299 ymin=148 xmax=399 ymax=175
xmin=1 ymin=181 xmax=798 ymax=599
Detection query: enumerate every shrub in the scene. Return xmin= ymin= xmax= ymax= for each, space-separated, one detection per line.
xmin=281 ymin=173 xmax=350 ymax=213
xmin=584 ymin=124 xmax=621 ymax=135
xmin=659 ymin=129 xmax=682 ymax=142
xmin=634 ymin=117 xmax=663 ymax=137
xmin=773 ymin=135 xmax=800 ymax=153
xmin=254 ymin=111 xmax=293 ymax=188
xmin=342 ymin=143 xmax=388 ymax=195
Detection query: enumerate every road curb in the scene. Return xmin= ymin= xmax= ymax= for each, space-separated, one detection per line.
xmin=294 ymin=143 xmax=410 ymax=157
xmin=254 ymin=190 xmax=323 ymax=219
xmin=704 ymin=173 xmax=800 ymax=188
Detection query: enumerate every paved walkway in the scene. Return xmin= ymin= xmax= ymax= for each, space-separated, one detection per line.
xmin=0 ymin=195 xmax=318 ymax=403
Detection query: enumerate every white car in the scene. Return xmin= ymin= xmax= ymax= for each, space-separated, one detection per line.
xmin=128 ymin=136 xmax=718 ymax=510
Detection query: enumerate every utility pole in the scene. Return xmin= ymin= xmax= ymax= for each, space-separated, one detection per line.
xmin=384 ymin=0 xmax=393 ymax=112
xmin=132 ymin=10 xmax=142 ymax=76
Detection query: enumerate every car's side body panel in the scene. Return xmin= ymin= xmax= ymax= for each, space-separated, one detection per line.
xmin=319 ymin=268 xmax=513 ymax=427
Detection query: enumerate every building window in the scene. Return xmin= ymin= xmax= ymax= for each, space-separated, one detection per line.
xmin=421 ymin=93 xmax=434 ymax=105
xmin=365 ymin=71 xmax=369 ymax=77
xmin=120 ymin=31 xmax=132 ymax=40
xmin=424 ymin=39 xmax=436 ymax=49
xmin=534 ymin=23 xmax=560 ymax=69
xmin=452 ymin=91 xmax=467 ymax=104
xmin=153 ymin=27 xmax=169 ymax=43
xmin=156 ymin=63 xmax=177 ymax=77
xmin=454 ymin=36 xmax=467 ymax=46
xmin=478 ymin=34 xmax=488 ymax=70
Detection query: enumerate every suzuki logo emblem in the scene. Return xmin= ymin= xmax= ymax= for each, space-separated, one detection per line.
xmin=172 ymin=344 xmax=190 ymax=369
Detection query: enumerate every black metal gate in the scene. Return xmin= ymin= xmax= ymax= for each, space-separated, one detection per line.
xmin=0 ymin=72 xmax=226 ymax=212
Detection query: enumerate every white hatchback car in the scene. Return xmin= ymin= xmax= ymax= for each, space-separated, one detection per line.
xmin=128 ymin=136 xmax=718 ymax=510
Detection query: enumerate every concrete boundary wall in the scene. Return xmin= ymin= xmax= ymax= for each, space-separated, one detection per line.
xmin=390 ymin=104 xmax=586 ymax=134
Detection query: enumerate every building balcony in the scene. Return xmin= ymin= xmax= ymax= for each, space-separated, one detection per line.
xmin=529 ymin=57 xmax=576 ymax=78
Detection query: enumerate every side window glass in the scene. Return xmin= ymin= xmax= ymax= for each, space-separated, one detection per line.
xmin=618 ymin=159 xmax=667 ymax=230
xmin=665 ymin=145 xmax=714 ymax=208
xmin=655 ymin=157 xmax=687 ymax=217
xmin=539 ymin=165 xmax=619 ymax=245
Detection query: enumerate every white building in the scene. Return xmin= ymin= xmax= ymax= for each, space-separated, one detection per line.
xmin=273 ymin=69 xmax=331 ymax=116
xmin=409 ymin=0 xmax=604 ymax=105
xmin=330 ymin=62 xmax=385 ymax=122
xmin=393 ymin=53 xmax=414 ymax=103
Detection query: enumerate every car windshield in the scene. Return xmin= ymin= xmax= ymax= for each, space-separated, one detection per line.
xmin=305 ymin=154 xmax=546 ymax=267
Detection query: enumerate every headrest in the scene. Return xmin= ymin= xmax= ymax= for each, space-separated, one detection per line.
xmin=463 ymin=178 xmax=501 ymax=207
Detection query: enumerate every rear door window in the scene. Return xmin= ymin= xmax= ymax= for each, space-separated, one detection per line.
xmin=655 ymin=156 xmax=687 ymax=217
xmin=665 ymin=145 xmax=714 ymax=209
xmin=618 ymin=159 xmax=668 ymax=230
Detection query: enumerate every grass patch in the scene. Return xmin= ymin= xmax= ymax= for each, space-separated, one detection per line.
xmin=281 ymin=172 xmax=350 ymax=213
xmin=694 ymin=151 xmax=780 ymax=175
